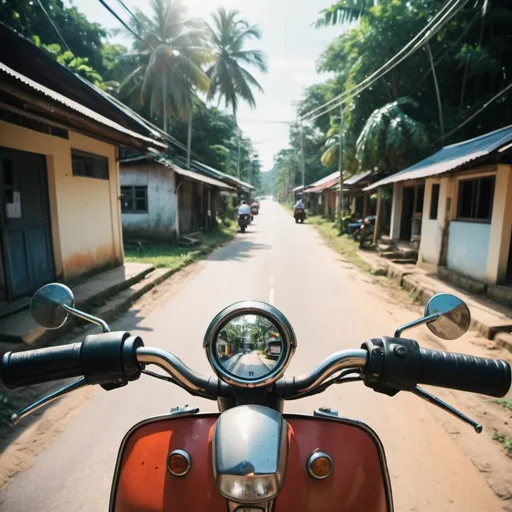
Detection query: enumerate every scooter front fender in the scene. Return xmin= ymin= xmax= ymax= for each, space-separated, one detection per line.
xmin=110 ymin=412 xmax=392 ymax=511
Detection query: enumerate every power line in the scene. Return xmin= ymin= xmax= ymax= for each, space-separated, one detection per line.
xmin=115 ymin=0 xmax=142 ymax=31
xmin=302 ymin=0 xmax=469 ymax=122
xmin=96 ymin=0 xmax=150 ymax=49
xmin=36 ymin=0 xmax=72 ymax=53
xmin=436 ymin=81 xmax=512 ymax=143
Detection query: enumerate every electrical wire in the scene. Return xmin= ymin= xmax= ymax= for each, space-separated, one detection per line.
xmin=302 ymin=0 xmax=462 ymax=120
xmin=115 ymin=0 xmax=143 ymax=31
xmin=36 ymin=0 xmax=72 ymax=53
xmin=435 ymin=81 xmax=512 ymax=143
xmin=96 ymin=0 xmax=150 ymax=49
xmin=302 ymin=0 xmax=469 ymax=123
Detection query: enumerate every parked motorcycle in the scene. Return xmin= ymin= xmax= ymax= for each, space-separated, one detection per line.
xmin=359 ymin=217 xmax=375 ymax=248
xmin=1 ymin=284 xmax=510 ymax=511
xmin=238 ymin=213 xmax=250 ymax=233
xmin=349 ymin=215 xmax=376 ymax=241
xmin=294 ymin=208 xmax=306 ymax=224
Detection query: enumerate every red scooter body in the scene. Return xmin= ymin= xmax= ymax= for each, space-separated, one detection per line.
xmin=111 ymin=412 xmax=392 ymax=511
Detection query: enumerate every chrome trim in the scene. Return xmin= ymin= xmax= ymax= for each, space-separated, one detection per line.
xmin=109 ymin=412 xmax=220 ymax=512
xmin=294 ymin=349 xmax=367 ymax=394
xmin=169 ymin=405 xmax=200 ymax=417
xmin=136 ymin=347 xmax=212 ymax=396
xmin=306 ymin=451 xmax=333 ymax=479
xmin=63 ymin=304 xmax=111 ymax=333
xmin=394 ymin=312 xmax=440 ymax=338
xmin=167 ymin=449 xmax=192 ymax=476
xmin=203 ymin=301 xmax=297 ymax=388
xmin=312 ymin=409 xmax=394 ymax=511
xmin=11 ymin=377 xmax=87 ymax=424
xmin=227 ymin=500 xmax=274 ymax=511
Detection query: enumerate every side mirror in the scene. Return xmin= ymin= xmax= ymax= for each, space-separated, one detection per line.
xmin=424 ymin=293 xmax=471 ymax=340
xmin=394 ymin=293 xmax=471 ymax=340
xmin=30 ymin=283 xmax=74 ymax=329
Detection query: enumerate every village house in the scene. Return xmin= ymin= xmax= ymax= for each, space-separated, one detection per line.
xmin=0 ymin=24 xmax=167 ymax=304
xmin=120 ymin=154 xmax=235 ymax=240
xmin=366 ymin=125 xmax=512 ymax=302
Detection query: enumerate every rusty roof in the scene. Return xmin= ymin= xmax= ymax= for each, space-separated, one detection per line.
xmin=365 ymin=124 xmax=512 ymax=191
xmin=306 ymin=176 xmax=339 ymax=193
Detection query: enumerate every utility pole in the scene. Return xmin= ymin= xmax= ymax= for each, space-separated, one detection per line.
xmin=337 ymin=104 xmax=345 ymax=233
xmin=426 ymin=42 xmax=444 ymax=144
xmin=186 ymin=111 xmax=192 ymax=169
xmin=299 ymin=120 xmax=306 ymax=198
xmin=237 ymin=130 xmax=241 ymax=180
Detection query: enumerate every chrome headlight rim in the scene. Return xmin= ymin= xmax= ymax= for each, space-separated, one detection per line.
xmin=203 ymin=301 xmax=296 ymax=388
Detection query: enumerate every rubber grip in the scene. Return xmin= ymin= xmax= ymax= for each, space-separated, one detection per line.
xmin=1 ymin=343 xmax=83 ymax=389
xmin=418 ymin=348 xmax=511 ymax=397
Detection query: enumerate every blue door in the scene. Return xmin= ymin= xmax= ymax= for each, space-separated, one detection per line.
xmin=0 ymin=148 xmax=54 ymax=300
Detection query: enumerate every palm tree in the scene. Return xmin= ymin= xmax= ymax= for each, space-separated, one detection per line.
xmin=356 ymin=97 xmax=429 ymax=174
xmin=206 ymin=7 xmax=267 ymax=120
xmin=314 ymin=0 xmax=376 ymax=29
xmin=118 ymin=0 xmax=211 ymax=133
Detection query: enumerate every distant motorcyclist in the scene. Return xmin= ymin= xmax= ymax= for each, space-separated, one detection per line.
xmin=293 ymin=198 xmax=305 ymax=210
xmin=293 ymin=195 xmax=306 ymax=224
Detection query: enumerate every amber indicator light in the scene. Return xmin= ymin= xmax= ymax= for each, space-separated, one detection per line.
xmin=307 ymin=452 xmax=333 ymax=479
xmin=167 ymin=450 xmax=191 ymax=476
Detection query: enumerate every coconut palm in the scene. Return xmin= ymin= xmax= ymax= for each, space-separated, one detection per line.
xmin=314 ymin=0 xmax=376 ymax=28
xmin=118 ymin=0 xmax=211 ymax=132
xmin=356 ymin=97 xmax=429 ymax=174
xmin=206 ymin=7 xmax=267 ymax=120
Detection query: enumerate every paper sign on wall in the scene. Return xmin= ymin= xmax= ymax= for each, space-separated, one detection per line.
xmin=6 ymin=191 xmax=21 ymax=218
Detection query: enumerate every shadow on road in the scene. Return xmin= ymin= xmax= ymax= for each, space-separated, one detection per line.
xmin=209 ymin=238 xmax=271 ymax=261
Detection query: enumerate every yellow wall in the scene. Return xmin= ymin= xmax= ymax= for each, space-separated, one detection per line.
xmin=0 ymin=120 xmax=123 ymax=281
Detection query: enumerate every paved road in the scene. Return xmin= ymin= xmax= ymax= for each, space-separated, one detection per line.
xmin=0 ymin=200 xmax=502 ymax=511
xmin=229 ymin=350 xmax=274 ymax=378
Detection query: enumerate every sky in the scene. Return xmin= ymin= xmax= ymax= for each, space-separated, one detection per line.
xmin=69 ymin=0 xmax=341 ymax=170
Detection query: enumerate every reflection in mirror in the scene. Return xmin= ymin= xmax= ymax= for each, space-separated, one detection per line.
xmin=425 ymin=293 xmax=471 ymax=340
xmin=30 ymin=283 xmax=74 ymax=329
xmin=215 ymin=314 xmax=282 ymax=380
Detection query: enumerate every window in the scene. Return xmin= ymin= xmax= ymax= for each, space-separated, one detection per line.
xmin=430 ymin=184 xmax=440 ymax=220
xmin=71 ymin=149 xmax=109 ymax=180
xmin=0 ymin=108 xmax=69 ymax=139
xmin=457 ymin=176 xmax=495 ymax=222
xmin=121 ymin=186 xmax=148 ymax=213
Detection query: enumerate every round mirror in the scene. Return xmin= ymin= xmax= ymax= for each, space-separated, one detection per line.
xmin=215 ymin=314 xmax=282 ymax=380
xmin=30 ymin=283 xmax=74 ymax=329
xmin=424 ymin=293 xmax=471 ymax=340
xmin=204 ymin=301 xmax=296 ymax=387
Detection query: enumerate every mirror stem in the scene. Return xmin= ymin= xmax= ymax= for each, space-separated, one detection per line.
xmin=63 ymin=305 xmax=111 ymax=333
xmin=394 ymin=312 xmax=441 ymax=338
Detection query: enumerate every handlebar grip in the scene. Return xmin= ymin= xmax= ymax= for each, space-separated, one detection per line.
xmin=1 ymin=343 xmax=83 ymax=389
xmin=419 ymin=348 xmax=511 ymax=397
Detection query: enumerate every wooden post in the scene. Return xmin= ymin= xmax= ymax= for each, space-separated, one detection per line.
xmin=362 ymin=191 xmax=368 ymax=219
xmin=337 ymin=104 xmax=344 ymax=232
xmin=373 ymin=187 xmax=382 ymax=245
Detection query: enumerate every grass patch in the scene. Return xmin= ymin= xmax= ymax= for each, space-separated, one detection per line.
xmin=125 ymin=221 xmax=236 ymax=269
xmin=409 ymin=290 xmax=421 ymax=303
xmin=306 ymin=215 xmax=373 ymax=272
xmin=495 ymin=397 xmax=512 ymax=411
xmin=492 ymin=431 xmax=512 ymax=456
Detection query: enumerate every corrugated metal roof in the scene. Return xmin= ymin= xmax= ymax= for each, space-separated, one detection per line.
xmin=120 ymin=154 xmax=234 ymax=190
xmin=172 ymin=165 xmax=235 ymax=190
xmin=306 ymin=177 xmax=339 ymax=193
xmin=0 ymin=62 xmax=166 ymax=149
xmin=345 ymin=170 xmax=373 ymax=186
xmin=190 ymin=160 xmax=254 ymax=190
xmin=365 ymin=124 xmax=512 ymax=191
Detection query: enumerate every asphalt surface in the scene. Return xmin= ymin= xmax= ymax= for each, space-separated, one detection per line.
xmin=0 ymin=200 xmax=502 ymax=511
xmin=229 ymin=350 xmax=274 ymax=378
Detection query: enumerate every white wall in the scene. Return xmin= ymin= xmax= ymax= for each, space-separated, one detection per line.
xmin=389 ymin=182 xmax=403 ymax=239
xmin=120 ymin=164 xmax=177 ymax=240
xmin=447 ymin=221 xmax=491 ymax=281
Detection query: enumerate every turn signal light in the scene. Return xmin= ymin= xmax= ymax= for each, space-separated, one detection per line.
xmin=167 ymin=449 xmax=191 ymax=476
xmin=307 ymin=452 xmax=333 ymax=479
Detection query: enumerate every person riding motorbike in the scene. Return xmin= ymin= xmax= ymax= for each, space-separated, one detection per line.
xmin=293 ymin=196 xmax=306 ymax=223
xmin=237 ymin=200 xmax=251 ymax=232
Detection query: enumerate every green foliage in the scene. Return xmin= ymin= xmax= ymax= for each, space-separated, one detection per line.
xmin=289 ymin=0 xmax=512 ymax=180
xmin=492 ymin=431 xmax=512 ymax=456
xmin=495 ymin=397 xmax=512 ymax=411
